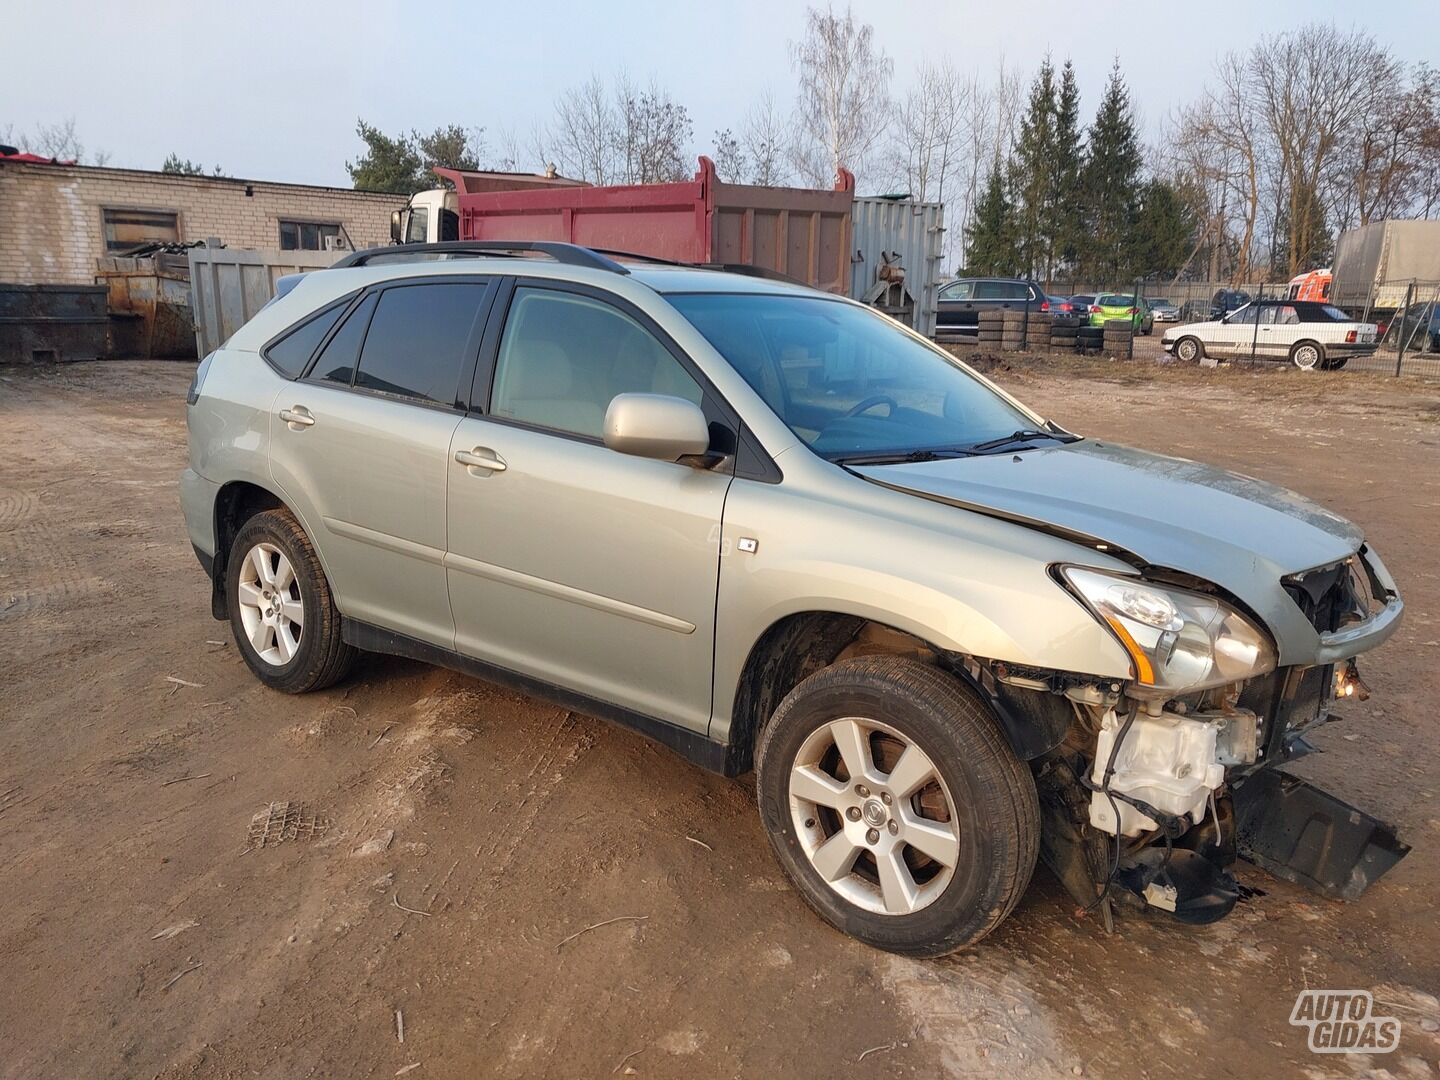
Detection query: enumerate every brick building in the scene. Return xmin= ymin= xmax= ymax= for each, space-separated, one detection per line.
xmin=0 ymin=159 xmax=409 ymax=285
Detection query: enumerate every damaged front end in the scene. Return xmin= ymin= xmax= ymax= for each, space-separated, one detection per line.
xmin=975 ymin=546 xmax=1408 ymax=928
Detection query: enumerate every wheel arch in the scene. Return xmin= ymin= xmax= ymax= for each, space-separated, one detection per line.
xmin=722 ymin=610 xmax=1075 ymax=776
xmin=209 ymin=480 xmax=294 ymax=620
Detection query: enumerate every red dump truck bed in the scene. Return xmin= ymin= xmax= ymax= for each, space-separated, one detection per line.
xmin=432 ymin=157 xmax=854 ymax=295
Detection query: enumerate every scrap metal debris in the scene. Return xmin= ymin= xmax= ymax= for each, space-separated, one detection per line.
xmin=246 ymin=802 xmax=327 ymax=848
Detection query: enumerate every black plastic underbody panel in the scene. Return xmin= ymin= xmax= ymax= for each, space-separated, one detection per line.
xmin=1232 ymin=768 xmax=1410 ymax=900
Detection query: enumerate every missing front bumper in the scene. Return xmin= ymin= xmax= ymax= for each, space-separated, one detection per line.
xmin=1232 ymin=768 xmax=1410 ymax=900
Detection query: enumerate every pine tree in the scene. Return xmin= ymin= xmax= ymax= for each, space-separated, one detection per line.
xmin=1132 ymin=179 xmax=1197 ymax=279
xmin=1079 ymin=60 xmax=1143 ymax=285
xmin=1050 ymin=61 xmax=1084 ymax=280
xmin=964 ymin=161 xmax=1018 ymax=276
xmin=1010 ymin=58 xmax=1056 ymax=280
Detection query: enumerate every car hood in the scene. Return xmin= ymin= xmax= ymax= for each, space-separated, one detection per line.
xmin=854 ymin=440 xmax=1362 ymax=651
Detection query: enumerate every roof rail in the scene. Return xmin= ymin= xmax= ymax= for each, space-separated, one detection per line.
xmin=330 ymin=241 xmax=630 ymax=275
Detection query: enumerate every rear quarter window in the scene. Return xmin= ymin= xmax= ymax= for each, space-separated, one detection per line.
xmin=263 ymin=301 xmax=349 ymax=378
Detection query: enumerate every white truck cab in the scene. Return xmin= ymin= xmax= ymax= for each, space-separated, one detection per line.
xmin=390 ymin=189 xmax=459 ymax=246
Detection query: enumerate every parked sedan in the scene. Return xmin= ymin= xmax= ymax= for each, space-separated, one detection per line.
xmin=1147 ymin=298 xmax=1180 ymax=322
xmin=1162 ymin=300 xmax=1378 ymax=369
xmin=1088 ymin=293 xmax=1153 ymax=335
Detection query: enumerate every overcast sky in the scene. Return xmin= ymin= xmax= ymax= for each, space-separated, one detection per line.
xmin=4 ymin=0 xmax=1438 ymax=190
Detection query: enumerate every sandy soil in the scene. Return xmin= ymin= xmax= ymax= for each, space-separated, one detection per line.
xmin=1 ymin=359 xmax=1437 ymax=1080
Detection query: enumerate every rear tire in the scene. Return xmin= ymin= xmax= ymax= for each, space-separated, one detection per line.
xmin=756 ymin=656 xmax=1039 ymax=957
xmin=1290 ymin=341 xmax=1324 ymax=370
xmin=227 ymin=509 xmax=356 ymax=694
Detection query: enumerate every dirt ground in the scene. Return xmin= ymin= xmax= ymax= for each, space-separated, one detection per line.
xmin=1 ymin=359 xmax=1438 ymax=1080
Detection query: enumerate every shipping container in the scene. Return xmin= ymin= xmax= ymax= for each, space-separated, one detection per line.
xmin=848 ymin=196 xmax=944 ymax=336
xmin=434 ymin=157 xmax=855 ymax=295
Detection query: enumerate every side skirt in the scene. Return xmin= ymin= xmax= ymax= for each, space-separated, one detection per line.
xmin=341 ymin=618 xmax=738 ymax=777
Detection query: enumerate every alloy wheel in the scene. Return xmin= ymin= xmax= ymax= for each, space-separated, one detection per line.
xmin=236 ymin=542 xmax=304 ymax=666
xmin=1292 ymin=344 xmax=1320 ymax=370
xmin=788 ymin=717 xmax=960 ymax=915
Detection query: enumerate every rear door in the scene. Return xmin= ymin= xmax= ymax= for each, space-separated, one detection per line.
xmin=268 ymin=276 xmax=495 ymax=647
xmin=444 ymin=281 xmax=734 ymax=732
xmin=936 ymin=279 xmax=975 ymax=330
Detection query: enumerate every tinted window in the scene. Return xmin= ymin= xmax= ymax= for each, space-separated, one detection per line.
xmin=266 ymin=302 xmax=347 ymax=378
xmin=974 ymin=281 xmax=1006 ymax=299
xmin=1228 ymin=304 xmax=1259 ymax=325
xmin=490 ymin=288 xmax=702 ymax=439
xmin=670 ymin=293 xmax=1036 ymax=460
xmin=354 ymin=283 xmax=487 ymax=404
xmin=309 ymin=293 xmax=376 ymax=386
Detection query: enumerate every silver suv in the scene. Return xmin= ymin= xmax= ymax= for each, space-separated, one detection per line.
xmin=182 ymin=242 xmax=1407 ymax=956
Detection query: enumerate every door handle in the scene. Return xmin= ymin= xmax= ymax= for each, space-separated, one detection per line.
xmin=279 ymin=406 xmax=315 ymax=429
xmin=455 ymin=447 xmax=507 ymax=473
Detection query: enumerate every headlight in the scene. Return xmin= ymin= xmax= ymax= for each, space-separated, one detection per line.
xmin=1060 ymin=566 xmax=1276 ymax=693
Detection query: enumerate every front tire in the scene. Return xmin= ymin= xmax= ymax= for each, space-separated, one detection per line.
xmin=227 ymin=509 xmax=356 ymax=693
xmin=1175 ymin=336 xmax=1204 ymax=362
xmin=755 ymin=656 xmax=1039 ymax=957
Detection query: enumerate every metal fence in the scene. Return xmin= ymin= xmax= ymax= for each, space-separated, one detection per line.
xmin=1058 ymin=277 xmax=1440 ymax=377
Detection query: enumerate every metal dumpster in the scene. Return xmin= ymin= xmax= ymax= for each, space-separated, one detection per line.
xmin=0 ymin=284 xmax=109 ymax=364
xmin=95 ymin=252 xmax=197 ymax=359
xmin=187 ymin=246 xmax=341 ymax=356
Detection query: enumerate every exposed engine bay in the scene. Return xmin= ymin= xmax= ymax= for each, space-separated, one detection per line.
xmin=957 ymin=548 xmax=1410 ymax=930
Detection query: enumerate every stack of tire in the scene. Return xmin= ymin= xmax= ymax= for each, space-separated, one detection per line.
xmin=1101 ymin=318 xmax=1134 ymax=355
xmin=1048 ymin=314 xmax=1080 ymax=351
xmin=1076 ymin=324 xmax=1104 ymax=353
xmin=976 ymin=309 xmax=1005 ymax=349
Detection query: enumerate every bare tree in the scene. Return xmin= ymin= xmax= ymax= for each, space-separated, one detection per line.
xmin=740 ymin=91 xmax=791 ymax=186
xmin=614 ymin=77 xmax=693 ymax=184
xmin=551 ymin=75 xmax=620 ymax=184
xmin=4 ymin=116 xmax=109 ymax=165
xmin=889 ymin=60 xmax=966 ymax=203
xmin=789 ymin=5 xmax=893 ymax=186
xmin=711 ymin=129 xmax=745 ymax=182
xmin=1250 ymin=24 xmax=1395 ymax=274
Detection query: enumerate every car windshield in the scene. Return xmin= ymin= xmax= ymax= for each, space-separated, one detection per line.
xmin=668 ymin=292 xmax=1045 ymax=461
xmin=1097 ymin=294 xmax=1135 ymax=306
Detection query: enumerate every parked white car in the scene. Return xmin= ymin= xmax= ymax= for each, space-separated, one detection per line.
xmin=1162 ymin=300 xmax=1378 ymax=370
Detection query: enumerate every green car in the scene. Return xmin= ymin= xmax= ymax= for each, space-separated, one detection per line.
xmin=1088 ymin=293 xmax=1153 ymax=335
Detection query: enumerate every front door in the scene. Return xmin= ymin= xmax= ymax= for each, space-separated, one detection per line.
xmin=269 ymin=277 xmax=493 ymax=647
xmin=445 ymin=283 xmax=732 ymax=732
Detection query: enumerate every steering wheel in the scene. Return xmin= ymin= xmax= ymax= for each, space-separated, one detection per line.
xmin=844 ymin=394 xmax=898 ymax=419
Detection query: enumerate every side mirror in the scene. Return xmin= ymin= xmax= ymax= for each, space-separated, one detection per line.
xmin=604 ymin=393 xmax=712 ymax=465
xmin=389 ymin=209 xmax=403 ymax=243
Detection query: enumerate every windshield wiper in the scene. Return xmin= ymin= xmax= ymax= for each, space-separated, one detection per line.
xmin=830 ymin=447 xmax=973 ymax=466
xmin=965 ymin=428 xmax=1079 ymax=454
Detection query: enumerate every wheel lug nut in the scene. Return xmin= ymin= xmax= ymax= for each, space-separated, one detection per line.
xmin=856 ymin=784 xmax=870 ymax=798
xmin=887 ymin=820 xmax=899 ymax=835
xmin=866 ymin=828 xmax=880 ymax=845
xmin=846 ymin=806 xmax=862 ymax=822
xmin=881 ymin=792 xmax=892 ymax=805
